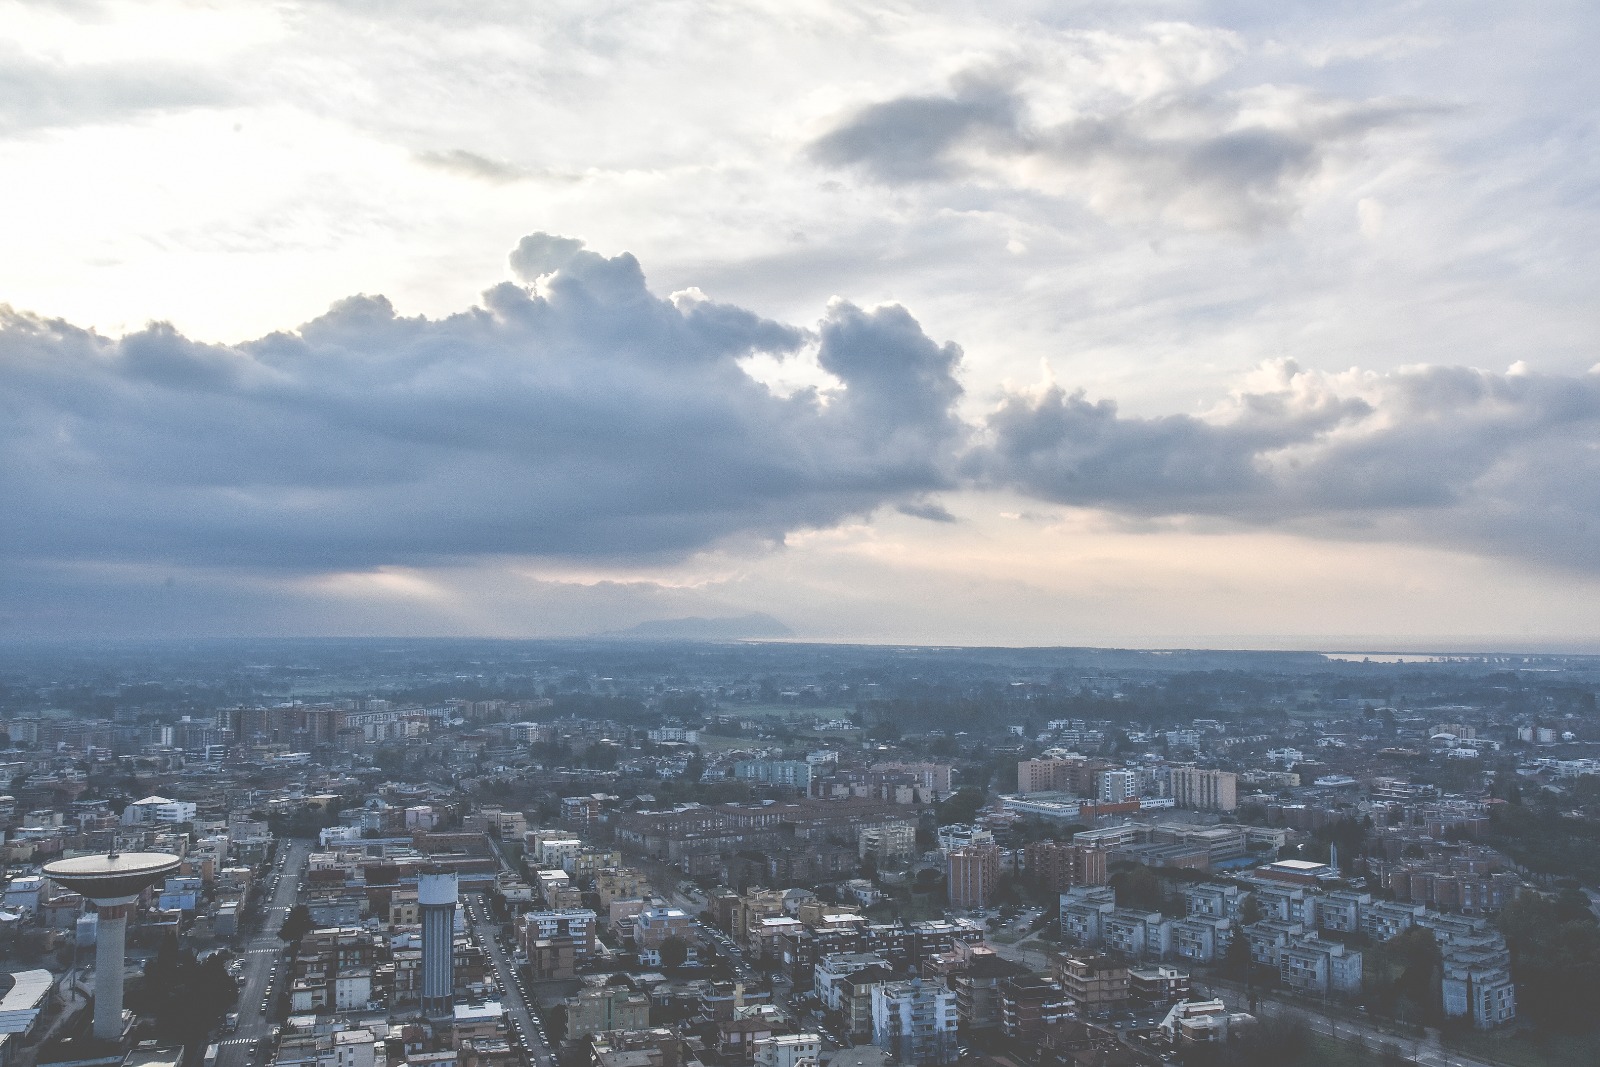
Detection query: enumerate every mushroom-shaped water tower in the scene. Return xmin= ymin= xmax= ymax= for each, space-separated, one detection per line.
xmin=44 ymin=851 xmax=181 ymax=1041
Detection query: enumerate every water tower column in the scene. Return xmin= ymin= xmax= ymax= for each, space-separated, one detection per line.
xmin=92 ymin=898 xmax=134 ymax=1041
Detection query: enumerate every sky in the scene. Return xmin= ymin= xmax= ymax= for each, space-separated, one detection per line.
xmin=3 ymin=0 xmax=1599 ymax=649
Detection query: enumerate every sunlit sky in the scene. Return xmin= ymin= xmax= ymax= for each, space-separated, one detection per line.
xmin=3 ymin=1 xmax=1599 ymax=648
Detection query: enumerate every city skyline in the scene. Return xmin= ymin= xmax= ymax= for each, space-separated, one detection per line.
xmin=3 ymin=2 xmax=1597 ymax=647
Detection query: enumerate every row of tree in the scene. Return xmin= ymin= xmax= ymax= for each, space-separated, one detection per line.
xmin=126 ymin=933 xmax=238 ymax=1044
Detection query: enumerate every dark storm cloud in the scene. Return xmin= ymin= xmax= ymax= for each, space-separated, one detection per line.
xmin=809 ymin=78 xmax=1438 ymax=231
xmin=979 ymin=363 xmax=1600 ymax=570
xmin=0 ymin=235 xmax=966 ymax=572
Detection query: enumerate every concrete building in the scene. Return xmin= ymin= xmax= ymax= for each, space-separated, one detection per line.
xmin=1169 ymin=768 xmax=1237 ymax=813
xmin=998 ymin=973 xmax=1072 ymax=1043
xmin=871 ymin=979 xmax=956 ymax=1065
xmin=121 ymin=796 xmax=197 ymax=825
xmin=1058 ymin=886 xmax=1116 ymax=947
xmin=1128 ymin=965 xmax=1191 ymax=1009
xmin=520 ymin=908 xmax=598 ymax=955
xmin=1102 ymin=909 xmax=1171 ymax=960
xmin=1052 ymin=954 xmax=1128 ymax=1013
xmin=1278 ymin=936 xmax=1363 ymax=996
xmin=1181 ymin=884 xmax=1243 ymax=921
xmin=0 ymin=970 xmax=51 ymax=1036
xmin=565 ymin=984 xmax=651 ymax=1039
xmin=1160 ymin=1000 xmax=1255 ymax=1046
xmin=1171 ymin=916 xmax=1232 ymax=965
xmin=858 ymin=824 xmax=917 ymax=870
xmin=1025 ymin=841 xmax=1108 ymax=893
xmin=1094 ymin=769 xmax=1138 ymax=803
xmin=816 ymin=952 xmax=891 ymax=1012
xmin=634 ymin=904 xmax=695 ymax=966
xmin=734 ymin=761 xmax=814 ymax=791
xmin=752 ymin=1034 xmax=820 ymax=1067
xmin=947 ymin=843 xmax=1000 ymax=909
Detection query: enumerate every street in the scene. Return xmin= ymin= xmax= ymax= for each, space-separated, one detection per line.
xmin=464 ymin=892 xmax=554 ymax=1067
xmin=214 ymin=840 xmax=310 ymax=1067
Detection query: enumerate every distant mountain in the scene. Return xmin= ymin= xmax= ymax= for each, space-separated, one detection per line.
xmin=598 ymin=613 xmax=795 ymax=641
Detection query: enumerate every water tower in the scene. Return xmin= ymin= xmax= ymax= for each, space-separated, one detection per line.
xmin=44 ymin=850 xmax=181 ymax=1041
xmin=417 ymin=868 xmax=458 ymax=1018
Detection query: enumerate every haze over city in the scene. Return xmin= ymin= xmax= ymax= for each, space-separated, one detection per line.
xmin=3 ymin=1 xmax=1598 ymax=648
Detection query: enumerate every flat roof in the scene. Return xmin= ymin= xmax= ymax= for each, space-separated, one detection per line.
xmin=0 ymin=970 xmax=52 ymax=1013
xmin=453 ymin=1003 xmax=503 ymax=1021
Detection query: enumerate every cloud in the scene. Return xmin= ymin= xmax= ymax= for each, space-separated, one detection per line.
xmin=0 ymin=234 xmax=967 ymax=575
xmin=978 ymin=360 xmax=1600 ymax=571
xmin=808 ymin=62 xmax=1440 ymax=232
xmin=897 ymin=501 xmax=958 ymax=523
xmin=808 ymin=80 xmax=1021 ymax=182
xmin=415 ymin=149 xmax=529 ymax=183
xmin=0 ymin=45 xmax=229 ymax=134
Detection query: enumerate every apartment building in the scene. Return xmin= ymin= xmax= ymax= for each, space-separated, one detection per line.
xmin=947 ymin=843 xmax=1001 ymax=909
xmin=1169 ymin=768 xmax=1238 ymax=813
xmin=1278 ymin=936 xmax=1363 ymax=996
xmin=858 ymin=823 xmax=918 ymax=869
xmin=1171 ymin=915 xmax=1232 ymax=965
xmin=871 ymin=979 xmax=957 ymax=1066
xmin=753 ymin=1035 xmax=821 ymax=1067
xmin=1052 ymin=954 xmax=1128 ymax=1013
xmin=634 ymin=904 xmax=695 ymax=966
xmin=816 ymin=952 xmax=891 ymax=1012
xmin=1025 ymin=841 xmax=1108 ymax=893
xmin=998 ymin=973 xmax=1072 ymax=1042
xmin=519 ymin=908 xmax=598 ymax=956
xmin=1102 ymin=909 xmax=1171 ymax=959
xmin=1058 ymin=886 xmax=1116 ymax=947
xmin=565 ymin=983 xmax=651 ymax=1039
xmin=1181 ymin=884 xmax=1243 ymax=920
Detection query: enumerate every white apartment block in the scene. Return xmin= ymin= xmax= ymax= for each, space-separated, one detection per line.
xmin=872 ymin=979 xmax=957 ymax=1066
xmin=753 ymin=1034 xmax=821 ymax=1067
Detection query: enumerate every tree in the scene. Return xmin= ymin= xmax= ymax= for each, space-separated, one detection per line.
xmin=1391 ymin=927 xmax=1443 ymax=1024
xmin=1236 ymin=894 xmax=1264 ymax=928
xmin=1498 ymin=888 xmax=1600 ymax=1032
xmin=127 ymin=932 xmax=237 ymax=1043
xmin=1220 ymin=930 xmax=1253 ymax=981
xmin=1109 ymin=864 xmax=1162 ymax=912
xmin=658 ymin=936 xmax=690 ymax=970
xmin=278 ymin=903 xmax=314 ymax=944
xmin=937 ymin=788 xmax=985 ymax=826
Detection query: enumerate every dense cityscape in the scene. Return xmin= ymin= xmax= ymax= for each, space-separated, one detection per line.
xmin=0 ymin=640 xmax=1598 ymax=1067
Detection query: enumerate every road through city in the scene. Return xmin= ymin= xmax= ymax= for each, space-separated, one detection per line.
xmin=215 ymin=840 xmax=310 ymax=1067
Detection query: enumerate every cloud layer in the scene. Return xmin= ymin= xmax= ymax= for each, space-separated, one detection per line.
xmin=5 ymin=234 xmax=1600 ymax=594
xmin=0 ymin=236 xmax=966 ymax=573
xmin=810 ymin=70 xmax=1438 ymax=232
xmin=980 ymin=360 xmax=1600 ymax=570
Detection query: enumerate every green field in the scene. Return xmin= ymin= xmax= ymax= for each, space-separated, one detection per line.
xmin=717 ymin=703 xmax=857 ymax=719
